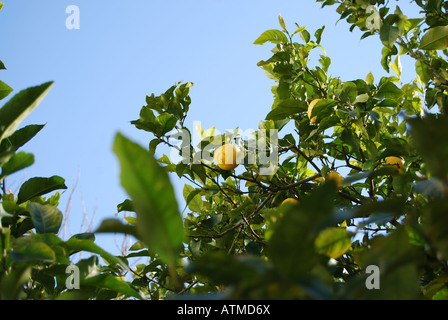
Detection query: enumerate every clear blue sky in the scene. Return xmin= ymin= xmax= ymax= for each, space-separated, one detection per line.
xmin=0 ymin=1 xmax=421 ymax=255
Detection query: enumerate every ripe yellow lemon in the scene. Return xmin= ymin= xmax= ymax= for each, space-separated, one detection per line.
xmin=214 ymin=144 xmax=239 ymax=171
xmin=385 ymin=156 xmax=404 ymax=172
xmin=308 ymin=99 xmax=321 ymax=124
xmin=281 ymin=198 xmax=299 ymax=206
xmin=325 ymin=171 xmax=344 ymax=189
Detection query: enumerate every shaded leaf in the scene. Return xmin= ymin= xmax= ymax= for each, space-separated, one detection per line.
xmin=17 ymin=176 xmax=67 ymax=204
xmin=266 ymin=99 xmax=308 ymax=120
xmin=0 ymin=152 xmax=34 ymax=180
xmin=409 ymin=115 xmax=448 ymax=178
xmin=81 ymin=274 xmax=144 ymax=300
xmin=28 ymin=202 xmax=62 ymax=234
xmin=268 ymin=183 xmax=336 ymax=278
xmin=95 ymin=218 xmax=139 ymax=238
xmin=3 ymin=124 xmax=45 ymax=151
xmin=113 ymin=133 xmax=184 ymax=266
xmin=64 ymin=235 xmax=129 ymax=271
xmin=11 ymin=236 xmax=55 ymax=262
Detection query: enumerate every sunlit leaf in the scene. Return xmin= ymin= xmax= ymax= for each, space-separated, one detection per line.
xmin=254 ymin=29 xmax=288 ymax=45
xmin=315 ymin=227 xmax=352 ymax=259
xmin=420 ymin=25 xmax=448 ymax=50
xmin=0 ymin=82 xmax=53 ymax=143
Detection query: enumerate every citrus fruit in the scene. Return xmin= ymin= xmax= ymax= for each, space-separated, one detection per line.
xmin=385 ymin=156 xmax=404 ymax=172
xmin=281 ymin=198 xmax=299 ymax=206
xmin=214 ymin=144 xmax=239 ymax=171
xmin=325 ymin=171 xmax=344 ymax=189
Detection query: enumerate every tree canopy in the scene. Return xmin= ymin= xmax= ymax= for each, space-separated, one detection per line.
xmin=1 ymin=0 xmax=448 ymax=301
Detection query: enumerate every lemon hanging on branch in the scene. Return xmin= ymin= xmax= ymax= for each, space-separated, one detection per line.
xmin=325 ymin=171 xmax=344 ymax=189
xmin=281 ymin=198 xmax=299 ymax=206
xmin=214 ymin=144 xmax=240 ymax=171
xmin=384 ymin=156 xmax=404 ymax=173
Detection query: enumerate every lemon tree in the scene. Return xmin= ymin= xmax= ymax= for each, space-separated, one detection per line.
xmin=102 ymin=0 xmax=448 ymax=300
xmin=3 ymin=0 xmax=448 ymax=300
xmin=99 ymin=0 xmax=448 ymax=300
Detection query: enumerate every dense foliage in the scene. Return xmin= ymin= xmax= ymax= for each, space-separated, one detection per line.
xmin=1 ymin=0 xmax=448 ymax=300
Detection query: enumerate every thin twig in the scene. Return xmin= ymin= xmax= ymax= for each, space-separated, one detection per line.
xmin=188 ymin=193 xmax=273 ymax=239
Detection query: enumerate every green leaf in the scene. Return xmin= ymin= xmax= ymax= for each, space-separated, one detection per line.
xmin=315 ymin=227 xmax=352 ymax=259
xmin=278 ymin=13 xmax=287 ymax=32
xmin=390 ymin=55 xmax=402 ymax=77
xmin=186 ymin=251 xmax=269 ymax=286
xmin=183 ymin=184 xmax=203 ymax=212
xmin=380 ymin=25 xmax=399 ymax=48
xmin=309 ymin=99 xmax=338 ymax=121
xmin=2 ymin=124 xmax=45 ymax=151
xmin=191 ymin=163 xmax=207 ymax=184
xmin=95 ymin=218 xmax=139 ymax=238
xmin=0 ymin=80 xmax=13 ymax=100
xmin=0 ymin=266 xmax=31 ymax=300
xmin=340 ymin=128 xmax=360 ymax=152
xmin=408 ymin=115 xmax=448 ymax=178
xmin=300 ymin=29 xmax=311 ymax=43
xmin=155 ymin=113 xmax=177 ymax=135
xmin=254 ymin=29 xmax=288 ymax=45
xmin=117 ymin=199 xmax=135 ymax=212
xmin=433 ymin=287 xmax=448 ymax=300
xmin=315 ymin=26 xmax=325 ymax=44
xmin=131 ymin=106 xmax=156 ymax=132
xmin=366 ymin=72 xmax=374 ymax=85
xmin=64 ymin=235 xmax=129 ymax=271
xmin=17 ymin=176 xmax=67 ymax=204
xmin=422 ymin=199 xmax=448 ymax=260
xmin=347 ymin=228 xmax=422 ymax=299
xmin=415 ymin=60 xmax=432 ymax=84
xmin=266 ymin=99 xmax=308 ymax=120
xmin=341 ymin=81 xmax=358 ymax=103
xmin=420 ymin=25 xmax=448 ymax=50
xmin=268 ymin=183 xmax=336 ymax=278
xmin=81 ymin=274 xmax=144 ymax=300
xmin=11 ymin=236 xmax=55 ymax=262
xmin=0 ymin=60 xmax=5 ymax=70
xmin=113 ymin=133 xmax=184 ymax=266
xmin=148 ymin=138 xmax=161 ymax=156
xmin=376 ymin=81 xmax=403 ymax=100
xmin=0 ymin=81 xmax=53 ymax=143
xmin=28 ymin=202 xmax=62 ymax=234
xmin=381 ymin=46 xmax=397 ymax=72
xmin=0 ymin=152 xmax=34 ymax=180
